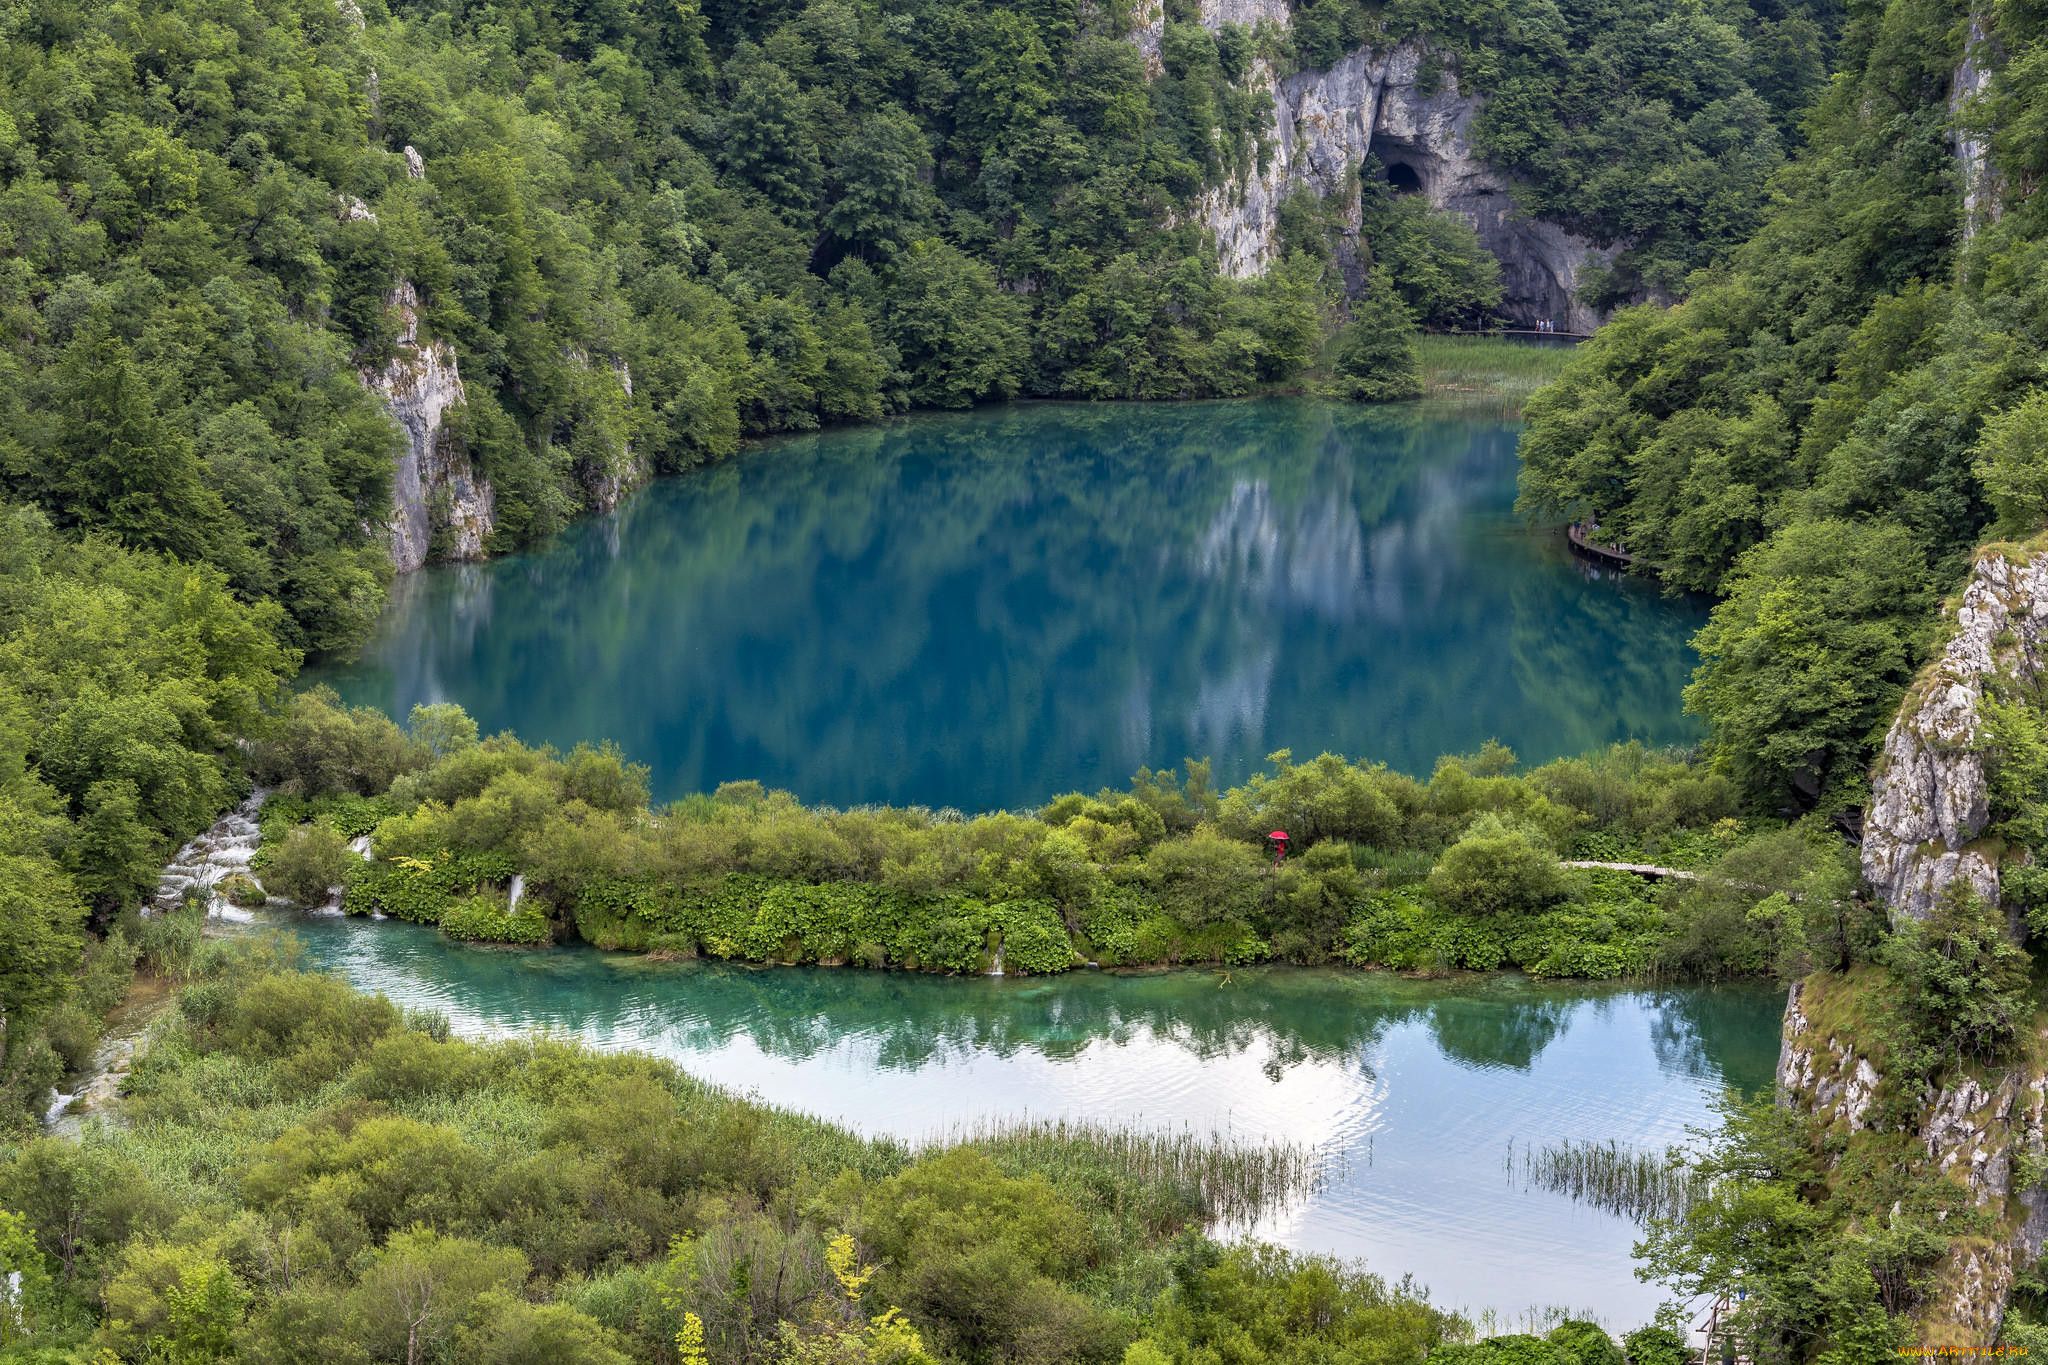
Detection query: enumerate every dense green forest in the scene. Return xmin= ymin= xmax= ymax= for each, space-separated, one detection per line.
xmin=1518 ymin=0 xmax=2048 ymax=812
xmin=10 ymin=0 xmax=2048 ymax=1349
xmin=0 ymin=0 xmax=1836 ymax=652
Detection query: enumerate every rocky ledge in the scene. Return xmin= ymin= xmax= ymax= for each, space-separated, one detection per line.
xmin=1777 ymin=976 xmax=2048 ymax=1345
xmin=1864 ymin=544 xmax=2048 ymax=919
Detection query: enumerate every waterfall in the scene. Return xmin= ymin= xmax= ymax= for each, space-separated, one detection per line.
xmin=146 ymin=791 xmax=268 ymax=922
xmin=508 ymin=873 xmax=525 ymax=912
xmin=987 ymin=946 xmax=1004 ymax=977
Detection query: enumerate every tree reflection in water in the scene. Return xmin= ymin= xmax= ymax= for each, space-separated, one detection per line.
xmin=312 ymin=400 xmax=1707 ymax=811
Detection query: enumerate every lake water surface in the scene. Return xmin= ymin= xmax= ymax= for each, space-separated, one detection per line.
xmin=316 ymin=401 xmax=1706 ymax=810
xmin=295 ymin=398 xmax=1755 ymax=1326
xmin=275 ymin=912 xmax=1783 ymax=1329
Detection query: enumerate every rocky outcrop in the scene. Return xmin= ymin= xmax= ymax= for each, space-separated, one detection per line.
xmin=1864 ymin=546 xmax=2048 ymax=920
xmin=1777 ymin=976 xmax=2048 ymax=1346
xmin=1132 ymin=0 xmax=1290 ymax=73
xmin=1775 ymin=980 xmax=1883 ymax=1132
xmin=1150 ymin=19 xmax=1616 ymax=329
xmin=572 ymin=352 xmax=648 ymax=515
xmin=1951 ymin=16 xmax=2001 ymax=242
xmin=362 ymin=280 xmax=496 ymax=572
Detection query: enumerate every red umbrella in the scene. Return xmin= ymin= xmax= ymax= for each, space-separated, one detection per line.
xmin=1267 ymin=831 xmax=1289 ymax=867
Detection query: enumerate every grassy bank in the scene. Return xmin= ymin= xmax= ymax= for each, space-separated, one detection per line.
xmin=1416 ymin=336 xmax=1579 ymax=416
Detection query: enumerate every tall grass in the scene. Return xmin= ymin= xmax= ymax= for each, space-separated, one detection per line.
xmin=1520 ymin=1138 xmax=1705 ymax=1223
xmin=1417 ymin=336 xmax=1577 ymax=416
xmin=1468 ymin=1303 xmax=1610 ymax=1339
xmin=928 ymin=1115 xmax=1329 ymax=1231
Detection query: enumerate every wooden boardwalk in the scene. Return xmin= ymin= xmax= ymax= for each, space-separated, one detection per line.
xmin=1567 ymin=522 xmax=1634 ymax=567
xmin=1561 ymin=859 xmax=1700 ymax=881
xmin=1434 ymin=327 xmax=1591 ymax=340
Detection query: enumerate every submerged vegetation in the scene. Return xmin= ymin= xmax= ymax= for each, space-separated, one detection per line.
xmin=1519 ymin=1140 xmax=1704 ymax=1225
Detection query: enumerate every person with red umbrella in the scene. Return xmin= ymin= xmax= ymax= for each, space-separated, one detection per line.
xmin=1267 ymin=830 xmax=1289 ymax=868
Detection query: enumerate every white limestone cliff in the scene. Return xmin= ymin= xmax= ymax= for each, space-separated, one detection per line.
xmin=1777 ymin=977 xmax=2048 ymax=1345
xmin=361 ymin=280 xmax=496 ymax=572
xmin=1951 ymin=16 xmax=2001 ymax=242
xmin=1134 ymin=8 xmax=1616 ymax=330
xmin=1863 ymin=545 xmax=2048 ymax=919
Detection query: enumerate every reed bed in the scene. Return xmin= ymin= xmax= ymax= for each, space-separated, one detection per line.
xmin=927 ymin=1115 xmax=1329 ymax=1231
xmin=1519 ymin=1138 xmax=1706 ymax=1223
xmin=1416 ymin=335 xmax=1577 ymax=416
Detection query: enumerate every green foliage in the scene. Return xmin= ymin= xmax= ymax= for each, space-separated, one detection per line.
xmin=1975 ymin=392 xmax=2048 ymax=539
xmin=1618 ymin=1323 xmax=1689 ymax=1365
xmin=1880 ymin=880 xmax=2034 ymax=1072
xmin=1361 ymin=190 xmax=1503 ymax=330
xmin=442 ymin=894 xmax=552 ymax=945
xmin=1514 ymin=0 xmax=2048 ymax=811
xmin=1325 ymin=278 xmax=1423 ymax=403
xmin=263 ymin=823 xmax=356 ymax=906
xmin=1683 ymin=520 xmax=1934 ymax=808
xmin=1127 ymin=1238 xmax=1463 ymax=1363
xmin=1638 ymin=1084 xmax=1962 ymax=1359
xmin=1427 ymin=815 xmax=1564 ymax=917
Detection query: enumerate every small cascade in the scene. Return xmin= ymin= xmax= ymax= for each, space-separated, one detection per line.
xmin=146 ymin=790 xmax=268 ymax=923
xmin=987 ymin=946 xmax=1004 ymax=977
xmin=43 ymin=981 xmax=172 ymax=1136
xmin=507 ymin=873 xmax=526 ymax=912
xmin=349 ymin=834 xmax=374 ymax=859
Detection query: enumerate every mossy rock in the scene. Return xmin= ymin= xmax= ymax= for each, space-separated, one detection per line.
xmin=219 ymin=874 xmax=267 ymax=908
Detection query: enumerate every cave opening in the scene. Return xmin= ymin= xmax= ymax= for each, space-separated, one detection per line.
xmin=1385 ymin=161 xmax=1423 ymax=194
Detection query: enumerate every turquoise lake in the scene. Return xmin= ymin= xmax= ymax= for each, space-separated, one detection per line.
xmin=290 ymin=397 xmax=1757 ymax=1326
xmin=315 ymin=400 xmax=1708 ymax=810
xmin=269 ymin=911 xmax=1785 ymax=1329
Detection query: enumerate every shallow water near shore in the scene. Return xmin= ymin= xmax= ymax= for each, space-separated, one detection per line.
xmin=313 ymin=399 xmax=1706 ymax=810
xmin=271 ymin=910 xmax=1783 ymax=1328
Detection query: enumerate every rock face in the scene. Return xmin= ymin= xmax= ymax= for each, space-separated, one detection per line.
xmin=1775 ymin=980 xmax=1884 ymax=1133
xmin=571 ymin=352 xmax=649 ymax=516
xmin=362 ymin=281 xmax=497 ymax=573
xmin=1864 ymin=546 xmax=2048 ymax=919
xmin=1951 ymin=16 xmax=2001 ymax=242
xmin=1143 ymin=16 xmax=1616 ymax=329
xmin=1133 ymin=0 xmax=1290 ymax=71
xmin=1777 ymin=976 xmax=2048 ymax=1346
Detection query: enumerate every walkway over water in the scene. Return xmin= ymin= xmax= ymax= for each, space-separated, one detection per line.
xmin=1435 ymin=327 xmax=1591 ymax=340
xmin=1568 ymin=521 xmax=1636 ymax=568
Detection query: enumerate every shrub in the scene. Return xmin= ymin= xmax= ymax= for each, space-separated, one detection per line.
xmin=1620 ymin=1323 xmax=1690 ymax=1365
xmin=1881 ymin=880 xmax=2033 ymax=1068
xmin=441 ymin=895 xmax=550 ymax=945
xmin=264 ymin=823 xmax=356 ymax=905
xmin=1427 ymin=815 xmax=1564 ymax=917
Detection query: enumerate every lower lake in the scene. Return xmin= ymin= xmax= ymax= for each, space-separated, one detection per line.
xmin=272 ymin=912 xmax=1784 ymax=1329
xmin=315 ymin=400 xmax=1707 ymax=811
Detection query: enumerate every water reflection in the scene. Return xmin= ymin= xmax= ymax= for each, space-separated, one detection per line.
xmin=273 ymin=913 xmax=1781 ymax=1324
xmin=312 ymin=401 xmax=1706 ymax=809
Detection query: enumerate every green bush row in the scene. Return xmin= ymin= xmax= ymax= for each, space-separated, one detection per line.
xmin=441 ymin=895 xmax=552 ymax=945
xmin=344 ymin=851 xmax=519 ymax=926
xmin=575 ymin=874 xmax=1085 ymax=974
xmin=1341 ymin=889 xmax=1662 ymax=980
